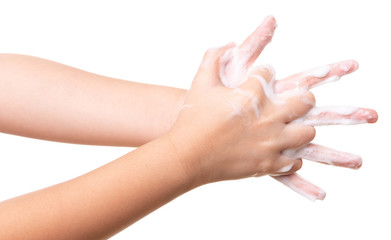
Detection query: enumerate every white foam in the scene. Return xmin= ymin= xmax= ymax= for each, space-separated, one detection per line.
xmin=219 ymin=47 xmax=249 ymax=88
xmin=290 ymin=144 xmax=362 ymax=169
xmin=303 ymin=65 xmax=331 ymax=78
xmin=230 ymin=88 xmax=261 ymax=118
xmin=308 ymin=105 xmax=358 ymax=115
xmin=277 ymin=162 xmax=294 ymax=173
xmin=293 ymin=106 xmax=367 ymax=126
xmin=310 ymin=75 xmax=340 ymax=89
xmin=339 ymin=62 xmax=351 ymax=72
xmin=249 ymin=72 xmax=290 ymax=106
xmin=273 ymin=174 xmax=326 ymax=201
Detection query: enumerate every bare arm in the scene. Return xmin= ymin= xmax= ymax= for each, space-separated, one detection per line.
xmin=0 ymin=16 xmax=377 ymax=201
xmin=0 ymin=46 xmax=312 ymax=239
xmin=0 ymin=134 xmax=191 ymax=239
xmin=0 ymin=53 xmax=185 ymax=147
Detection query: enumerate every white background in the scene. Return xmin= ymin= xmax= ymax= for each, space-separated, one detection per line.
xmin=0 ymin=0 xmax=389 ymax=239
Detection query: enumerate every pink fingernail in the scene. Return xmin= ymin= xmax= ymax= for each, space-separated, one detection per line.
xmin=337 ymin=60 xmax=358 ymax=74
xmin=353 ymin=108 xmax=378 ymax=123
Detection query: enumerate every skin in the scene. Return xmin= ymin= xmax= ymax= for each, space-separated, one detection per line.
xmin=0 ymin=16 xmax=378 ymax=238
xmin=212 ymin=16 xmax=377 ymax=200
xmin=0 ymin=45 xmax=315 ymax=239
xmin=0 ymin=53 xmax=185 ymax=147
xmin=0 ymin=17 xmax=378 ymax=202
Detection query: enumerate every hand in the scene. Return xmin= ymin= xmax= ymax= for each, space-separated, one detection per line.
xmin=167 ymin=44 xmax=315 ymax=188
xmin=270 ymin=59 xmax=377 ymax=200
xmin=215 ymin=16 xmax=378 ymax=200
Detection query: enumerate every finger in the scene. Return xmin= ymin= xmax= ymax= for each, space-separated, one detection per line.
xmin=279 ymin=125 xmax=316 ymax=149
xmin=249 ymin=64 xmax=276 ymax=83
xmin=271 ymin=156 xmax=302 ymax=175
xmin=196 ymin=42 xmax=237 ymax=87
xmin=238 ymin=65 xmax=275 ymax=98
xmin=228 ymin=87 xmax=263 ymax=119
xmin=273 ymin=92 xmax=315 ymax=121
xmin=220 ymin=16 xmax=277 ymax=88
xmin=293 ymin=106 xmax=378 ymax=126
xmin=272 ymin=173 xmax=326 ymax=201
xmin=237 ymin=65 xmax=276 ymax=104
xmin=238 ymin=15 xmax=277 ymax=67
xmin=274 ymin=60 xmax=359 ymax=93
xmin=285 ymin=143 xmax=362 ymax=169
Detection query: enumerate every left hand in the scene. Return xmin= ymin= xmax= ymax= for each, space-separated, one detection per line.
xmin=210 ymin=15 xmax=378 ymax=200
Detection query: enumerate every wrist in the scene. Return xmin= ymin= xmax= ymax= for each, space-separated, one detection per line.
xmin=168 ymin=89 xmax=187 ymax=130
xmin=165 ymin=129 xmax=208 ymax=190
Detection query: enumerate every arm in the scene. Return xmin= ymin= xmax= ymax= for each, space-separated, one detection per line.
xmin=0 ymin=53 xmax=185 ymax=147
xmin=0 ymin=45 xmax=314 ymax=239
xmin=0 ymin=135 xmax=190 ymax=239
xmin=1 ymin=16 xmax=377 ymax=201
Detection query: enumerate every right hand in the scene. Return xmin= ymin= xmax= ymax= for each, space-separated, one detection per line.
xmin=167 ymin=44 xmax=316 ymax=188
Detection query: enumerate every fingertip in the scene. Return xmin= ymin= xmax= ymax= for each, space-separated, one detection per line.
xmin=335 ymin=59 xmax=359 ymax=74
xmin=354 ymin=157 xmax=363 ymax=169
xmin=308 ymin=185 xmax=326 ymax=201
xmin=263 ymin=15 xmax=277 ymax=29
xmin=344 ymin=154 xmax=363 ymax=169
xmin=354 ymin=108 xmax=378 ymax=123
xmin=351 ymin=60 xmax=359 ymax=72
xmin=238 ymin=15 xmax=277 ymax=68
xmin=316 ymin=190 xmax=327 ymax=201
xmin=368 ymin=110 xmax=378 ymax=123
xmin=345 ymin=59 xmax=359 ymax=73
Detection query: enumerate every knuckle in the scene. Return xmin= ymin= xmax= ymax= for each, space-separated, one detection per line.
xmin=305 ymin=92 xmax=316 ymax=107
xmin=301 ymin=126 xmax=316 ymax=143
xmin=257 ymin=160 xmax=273 ymax=173
xmin=308 ymin=126 xmax=316 ymax=141
xmin=254 ymin=64 xmax=275 ymax=80
xmin=287 ymin=126 xmax=315 ymax=149
xmin=292 ymin=134 xmax=306 ymax=148
xmin=293 ymin=158 xmax=303 ymax=172
xmin=299 ymin=126 xmax=316 ymax=145
xmin=250 ymin=66 xmax=272 ymax=81
xmin=260 ymin=64 xmax=275 ymax=82
xmin=259 ymin=114 xmax=278 ymax=129
xmin=246 ymin=77 xmax=264 ymax=94
xmin=253 ymin=81 xmax=265 ymax=98
xmin=236 ymin=84 xmax=263 ymax=108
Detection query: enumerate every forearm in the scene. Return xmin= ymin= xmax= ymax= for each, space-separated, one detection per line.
xmin=0 ymin=54 xmax=185 ymax=146
xmin=0 ymin=135 xmax=193 ymax=239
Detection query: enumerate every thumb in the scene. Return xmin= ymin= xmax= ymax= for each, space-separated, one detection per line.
xmin=192 ymin=42 xmax=236 ymax=88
